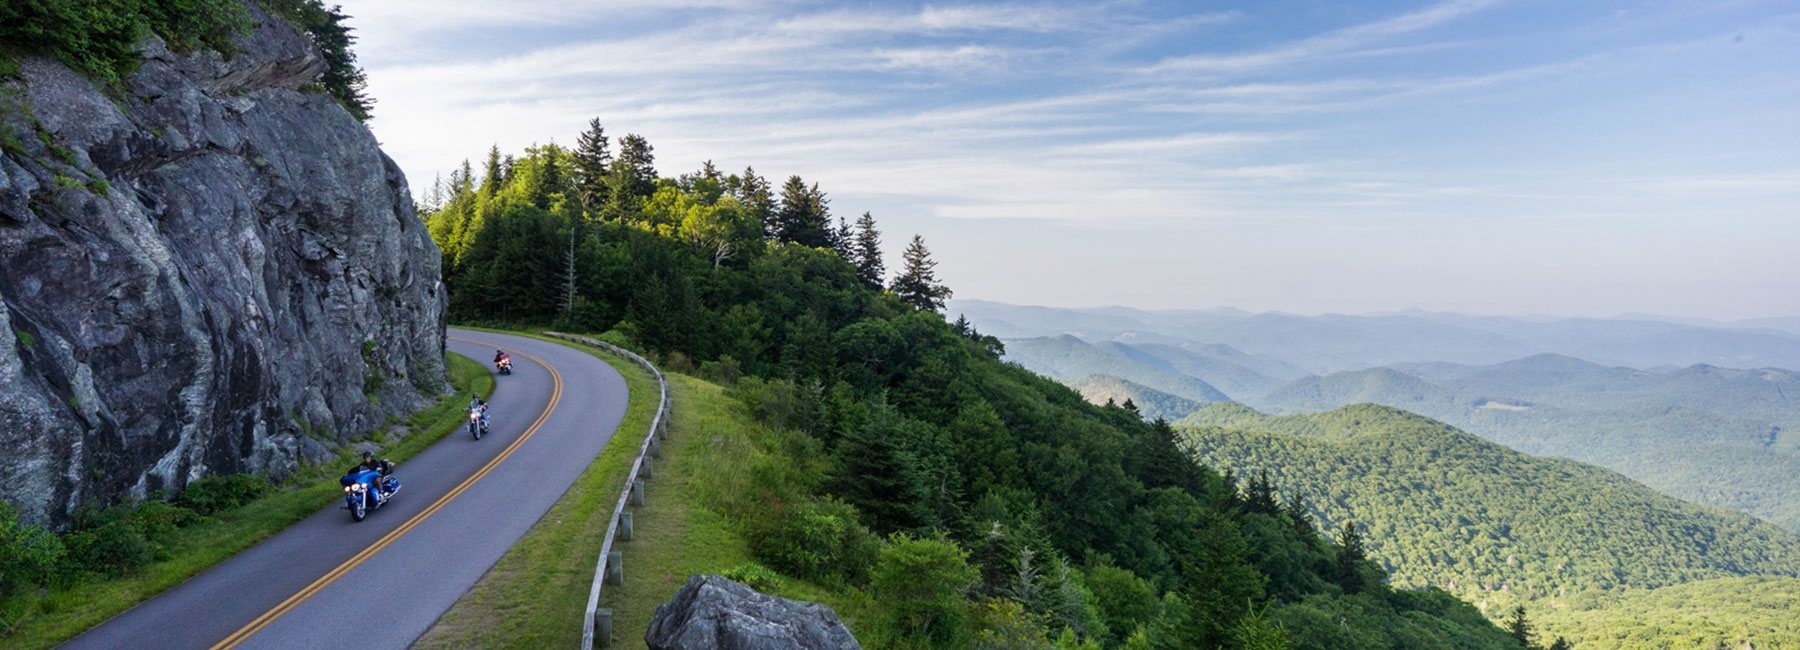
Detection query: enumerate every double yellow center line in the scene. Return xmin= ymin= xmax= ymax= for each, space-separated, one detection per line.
xmin=211 ymin=337 xmax=563 ymax=649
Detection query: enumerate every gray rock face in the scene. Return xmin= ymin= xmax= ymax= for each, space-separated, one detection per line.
xmin=646 ymin=575 xmax=861 ymax=650
xmin=0 ymin=4 xmax=446 ymax=526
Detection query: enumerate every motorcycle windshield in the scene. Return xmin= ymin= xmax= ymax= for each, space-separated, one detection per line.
xmin=341 ymin=469 xmax=382 ymax=487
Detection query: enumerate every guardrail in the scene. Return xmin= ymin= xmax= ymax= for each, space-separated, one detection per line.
xmin=543 ymin=332 xmax=671 ymax=649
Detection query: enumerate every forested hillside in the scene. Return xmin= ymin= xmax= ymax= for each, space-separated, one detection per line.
xmin=1179 ymin=404 xmax=1800 ymax=645
xmin=1253 ymin=360 xmax=1800 ymax=532
xmin=418 ymin=128 xmax=1521 ymax=647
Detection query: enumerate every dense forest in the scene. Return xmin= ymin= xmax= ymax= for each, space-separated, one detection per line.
xmin=417 ymin=127 xmax=1529 ymax=647
xmin=1180 ymin=403 xmax=1800 ymax=647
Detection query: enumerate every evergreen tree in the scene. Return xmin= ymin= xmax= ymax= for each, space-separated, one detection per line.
xmin=1335 ymin=521 xmax=1369 ymax=595
xmin=480 ymin=144 xmax=503 ymax=199
xmin=294 ymin=3 xmax=373 ymax=121
xmin=831 ymin=216 xmax=855 ymax=259
xmin=852 ymin=211 xmax=884 ymax=289
xmin=1121 ymin=398 xmax=1139 ymax=416
xmin=1506 ymin=605 xmax=1534 ymax=648
xmin=892 ymin=235 xmax=952 ymax=312
xmin=1547 ymin=638 xmax=1572 ymax=650
xmin=737 ymin=166 xmax=774 ymax=237
xmin=1244 ymin=471 xmax=1279 ymax=516
xmin=774 ymin=175 xmax=831 ymax=246
xmin=572 ymin=118 xmax=612 ymax=212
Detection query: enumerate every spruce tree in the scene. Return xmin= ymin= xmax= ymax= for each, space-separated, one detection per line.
xmin=737 ymin=167 xmax=774 ymax=237
xmin=831 ymin=215 xmax=855 ymax=259
xmin=480 ymin=144 xmax=503 ymax=199
xmin=617 ymin=134 xmax=657 ymax=198
xmin=572 ymin=118 xmax=612 ymax=212
xmin=852 ymin=211 xmax=884 ymax=289
xmin=1547 ymin=637 xmax=1572 ymax=650
xmin=1506 ymin=605 xmax=1534 ymax=648
xmin=774 ymin=175 xmax=831 ymax=246
xmin=892 ymin=235 xmax=952 ymax=312
xmin=1334 ymin=521 xmax=1368 ymax=594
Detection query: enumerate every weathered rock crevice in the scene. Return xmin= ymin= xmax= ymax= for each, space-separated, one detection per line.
xmin=0 ymin=4 xmax=446 ymax=526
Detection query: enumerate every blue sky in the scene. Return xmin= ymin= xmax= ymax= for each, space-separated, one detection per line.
xmin=338 ymin=0 xmax=1799 ymax=320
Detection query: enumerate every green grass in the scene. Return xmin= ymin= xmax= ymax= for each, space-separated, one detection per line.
xmin=419 ymin=331 xmax=872 ymax=649
xmin=1 ymin=353 xmax=490 ymax=648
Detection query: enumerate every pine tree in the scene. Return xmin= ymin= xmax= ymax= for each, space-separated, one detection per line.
xmin=774 ymin=175 xmax=831 ymax=246
xmin=1121 ymin=398 xmax=1139 ymax=416
xmin=1505 ymin=605 xmax=1534 ymax=648
xmin=1547 ymin=637 xmax=1572 ymax=650
xmin=1334 ymin=521 xmax=1368 ymax=594
xmin=572 ymin=118 xmax=612 ymax=212
xmin=852 ymin=211 xmax=884 ymax=289
xmin=480 ymin=144 xmax=503 ymax=199
xmin=892 ymin=235 xmax=952 ymax=312
xmin=737 ymin=166 xmax=774 ymax=237
xmin=831 ymin=215 xmax=854 ymax=259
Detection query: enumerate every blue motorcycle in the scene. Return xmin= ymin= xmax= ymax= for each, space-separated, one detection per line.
xmin=340 ymin=469 xmax=400 ymax=522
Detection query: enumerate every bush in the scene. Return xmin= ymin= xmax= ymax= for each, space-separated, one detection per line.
xmin=871 ymin=532 xmax=979 ymax=647
xmin=698 ymin=354 xmax=742 ymax=385
xmin=752 ymin=497 xmax=879 ymax=586
xmin=174 ymin=474 xmax=273 ymax=516
xmin=720 ymin=563 xmax=784 ymax=593
xmin=59 ymin=500 xmax=193 ymax=580
xmin=0 ymin=504 xmax=63 ymax=596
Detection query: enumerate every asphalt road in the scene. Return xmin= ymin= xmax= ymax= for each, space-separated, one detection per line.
xmin=64 ymin=329 xmax=628 ymax=650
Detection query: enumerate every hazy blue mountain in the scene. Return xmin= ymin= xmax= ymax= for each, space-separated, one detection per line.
xmin=1066 ymin=374 xmax=1206 ymax=421
xmin=1002 ymin=335 xmax=1230 ymax=402
xmin=951 ymin=299 xmax=1800 ymax=372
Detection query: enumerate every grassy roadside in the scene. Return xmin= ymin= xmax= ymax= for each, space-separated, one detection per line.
xmin=3 ymin=353 xmax=491 ymax=648
xmin=416 ymin=332 xmax=660 ymax=648
xmin=419 ymin=332 xmax=871 ymax=649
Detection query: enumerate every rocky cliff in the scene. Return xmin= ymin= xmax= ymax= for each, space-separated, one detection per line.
xmin=0 ymin=6 xmax=445 ymax=525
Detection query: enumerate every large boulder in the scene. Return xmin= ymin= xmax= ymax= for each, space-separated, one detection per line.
xmin=0 ymin=3 xmax=446 ymax=525
xmin=645 ymin=575 xmax=861 ymax=650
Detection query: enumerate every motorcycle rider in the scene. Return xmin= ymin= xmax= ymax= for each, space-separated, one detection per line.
xmin=494 ymin=349 xmax=511 ymax=371
xmin=353 ymin=451 xmax=395 ymax=496
xmin=469 ymin=395 xmax=490 ymax=430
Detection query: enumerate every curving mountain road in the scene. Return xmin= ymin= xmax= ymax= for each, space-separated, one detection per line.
xmin=65 ymin=329 xmax=628 ymax=650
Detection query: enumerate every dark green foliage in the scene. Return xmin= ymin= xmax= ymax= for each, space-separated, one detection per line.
xmin=750 ymin=497 xmax=880 ymax=586
xmin=851 ymin=211 xmax=884 ymax=289
xmin=1334 ymin=521 xmax=1369 ymax=595
xmin=892 ymin=234 xmax=950 ymax=312
xmin=1506 ymin=605 xmax=1533 ymax=647
xmin=871 ymin=533 xmax=980 ymax=646
xmin=0 ymin=0 xmax=249 ymax=88
xmin=0 ymin=505 xmax=63 ymax=596
xmin=773 ymin=175 xmax=831 ymax=247
xmin=172 ymin=474 xmax=272 ymax=516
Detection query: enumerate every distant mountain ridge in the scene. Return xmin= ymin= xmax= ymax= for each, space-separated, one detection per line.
xmin=954 ymin=299 xmax=1800 ymax=372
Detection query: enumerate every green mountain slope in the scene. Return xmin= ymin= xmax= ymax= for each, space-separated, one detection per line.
xmin=1254 ymin=362 xmax=1800 ymax=532
xmin=1067 ymin=374 xmax=1206 ymax=421
xmin=1002 ymin=335 xmax=1231 ymax=402
xmin=1177 ymin=404 xmax=1800 ymax=624
xmin=1533 ymin=576 xmax=1800 ymax=649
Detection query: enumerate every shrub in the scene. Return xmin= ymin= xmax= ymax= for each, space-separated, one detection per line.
xmin=174 ymin=474 xmax=272 ymax=516
xmin=720 ymin=563 xmax=784 ymax=593
xmin=752 ymin=497 xmax=878 ymax=586
xmin=59 ymin=500 xmax=193 ymax=580
xmin=698 ymin=354 xmax=742 ymax=385
xmin=871 ymin=532 xmax=979 ymax=647
xmin=0 ymin=0 xmax=250 ymax=88
xmin=0 ymin=504 xmax=64 ymax=595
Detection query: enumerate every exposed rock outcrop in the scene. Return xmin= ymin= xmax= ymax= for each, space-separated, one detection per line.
xmin=0 ymin=5 xmax=445 ymax=525
xmin=645 ymin=575 xmax=861 ymax=650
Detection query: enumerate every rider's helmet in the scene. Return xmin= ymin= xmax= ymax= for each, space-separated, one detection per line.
xmin=362 ymin=450 xmax=374 ymax=463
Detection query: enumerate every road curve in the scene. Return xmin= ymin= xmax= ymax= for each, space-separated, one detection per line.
xmin=64 ymin=329 xmax=629 ymax=650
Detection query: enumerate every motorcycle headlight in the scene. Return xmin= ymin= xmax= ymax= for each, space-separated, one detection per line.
xmin=344 ymin=485 xmax=354 ymax=493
